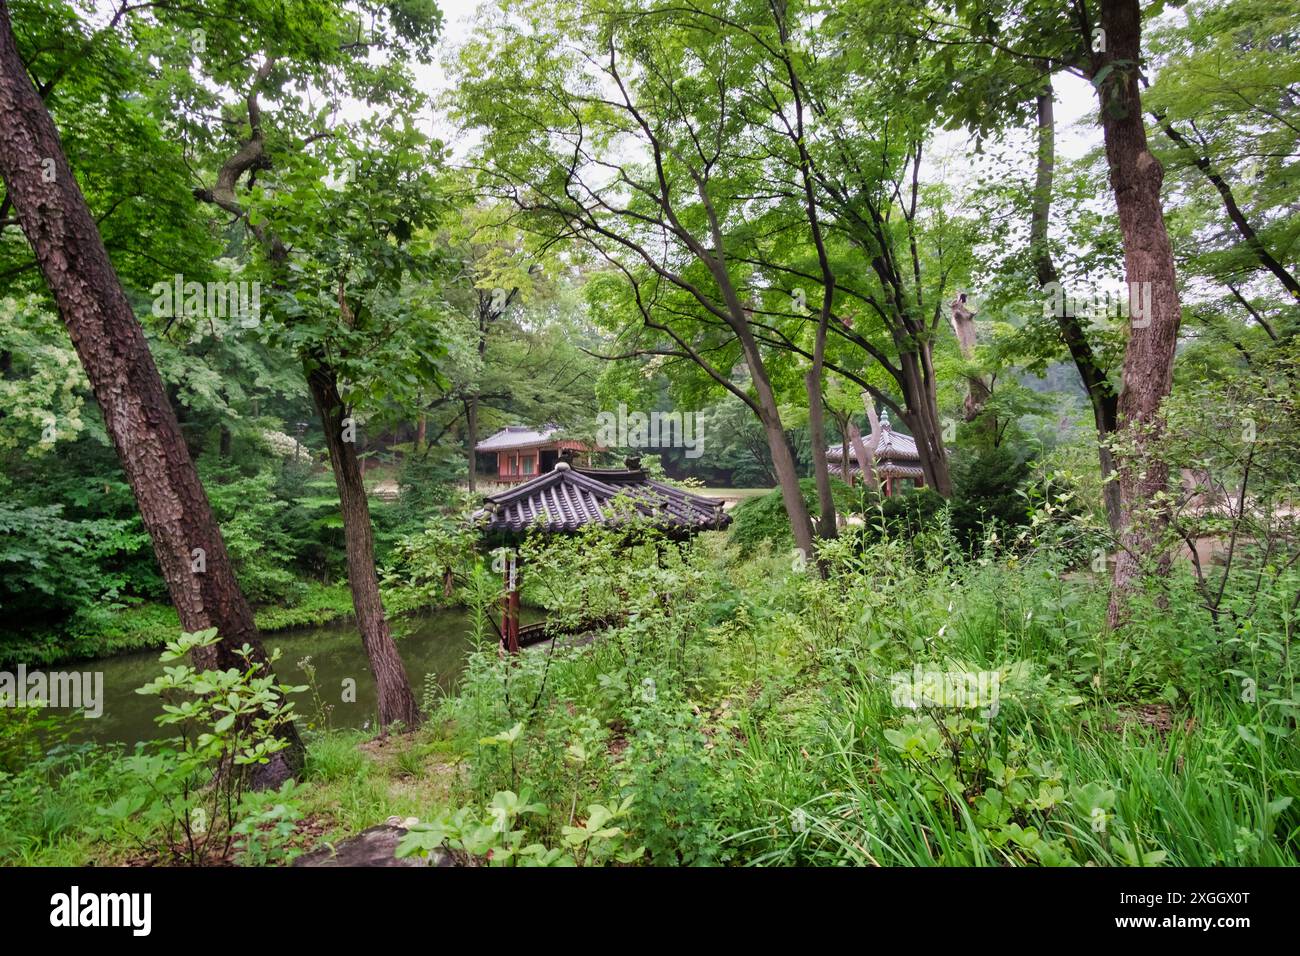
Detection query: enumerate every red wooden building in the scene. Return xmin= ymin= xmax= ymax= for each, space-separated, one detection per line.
xmin=474 ymin=425 xmax=592 ymax=483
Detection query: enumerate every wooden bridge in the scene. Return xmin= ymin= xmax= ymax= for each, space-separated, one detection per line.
xmin=493 ymin=614 xmax=623 ymax=651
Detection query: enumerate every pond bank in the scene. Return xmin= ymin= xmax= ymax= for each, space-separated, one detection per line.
xmin=2 ymin=582 xmax=482 ymax=668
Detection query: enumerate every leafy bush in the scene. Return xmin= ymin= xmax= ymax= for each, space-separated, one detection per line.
xmin=0 ymin=497 xmax=144 ymax=628
xmin=98 ymin=629 xmax=305 ymax=864
xmin=728 ymin=476 xmax=857 ymax=556
xmin=851 ymin=485 xmax=946 ymax=545
xmin=204 ymin=470 xmax=306 ymax=605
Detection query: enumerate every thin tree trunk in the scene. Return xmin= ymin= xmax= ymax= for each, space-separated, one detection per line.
xmin=305 ymin=356 xmax=421 ymax=729
xmin=805 ymin=369 xmax=838 ymax=538
xmin=738 ymin=335 xmax=816 ymax=560
xmin=0 ymin=0 xmax=302 ymax=781
xmin=466 ymin=396 xmax=478 ymax=492
xmin=762 ymin=401 xmax=817 ymax=561
xmin=1031 ymin=69 xmax=1123 ymax=533
xmin=847 ymin=395 xmax=882 ymax=494
xmin=1094 ymin=0 xmax=1184 ymax=628
xmin=897 ymin=346 xmax=953 ymax=497
xmin=830 ymin=408 xmax=851 ymax=484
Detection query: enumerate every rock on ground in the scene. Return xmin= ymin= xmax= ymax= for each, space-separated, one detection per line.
xmin=292 ymin=824 xmax=452 ymax=867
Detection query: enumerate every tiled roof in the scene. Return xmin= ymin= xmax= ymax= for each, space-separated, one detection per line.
xmin=826 ymin=421 xmax=921 ymax=464
xmin=475 ymin=425 xmax=568 ymax=452
xmin=473 ymin=462 xmax=731 ymax=535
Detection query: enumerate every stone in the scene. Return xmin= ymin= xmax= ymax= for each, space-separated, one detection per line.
xmin=292 ymin=824 xmax=453 ymax=867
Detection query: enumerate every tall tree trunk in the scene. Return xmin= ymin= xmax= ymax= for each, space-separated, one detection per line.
xmin=896 ymin=345 xmax=953 ymax=497
xmin=829 ymin=408 xmax=852 ymax=483
xmin=1032 ymin=69 xmax=1123 ymax=532
xmin=733 ymin=330 xmax=817 ymax=561
xmin=0 ymin=0 xmax=302 ymax=781
xmin=1094 ymin=0 xmax=1184 ymax=628
xmin=305 ymin=356 xmax=421 ymax=729
xmin=760 ymin=396 xmax=817 ymax=562
xmin=805 ymin=369 xmax=838 ymax=538
xmin=466 ymin=396 xmax=478 ymax=492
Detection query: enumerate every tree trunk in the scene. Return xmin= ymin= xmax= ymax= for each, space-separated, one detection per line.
xmin=0 ymin=0 xmax=302 ymax=782
xmin=304 ymin=356 xmax=421 ymax=730
xmin=737 ymin=336 xmax=816 ymax=560
xmin=1031 ymin=69 xmax=1123 ymax=533
xmin=466 ymin=395 xmax=478 ymax=492
xmin=847 ymin=395 xmax=882 ymax=494
xmin=948 ymin=293 xmax=990 ymax=422
xmin=1094 ymin=0 xmax=1183 ymax=628
xmin=896 ymin=345 xmax=953 ymax=497
xmin=762 ymin=403 xmax=817 ymax=561
xmin=805 ymin=369 xmax=838 ymax=539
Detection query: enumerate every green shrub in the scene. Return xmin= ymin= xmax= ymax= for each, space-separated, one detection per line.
xmin=950 ymin=445 xmax=1032 ymax=551
xmin=728 ymin=476 xmax=857 ymax=556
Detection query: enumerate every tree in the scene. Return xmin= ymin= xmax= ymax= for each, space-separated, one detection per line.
xmin=915 ymin=0 xmax=1187 ymax=624
xmin=1144 ymin=0 xmax=1300 ymax=335
xmin=451 ymin=0 xmax=821 ymax=558
xmin=1093 ymin=0 xmax=1185 ymax=627
xmin=0 ymin=0 xmax=302 ymax=779
xmin=140 ymin=0 xmax=446 ymax=730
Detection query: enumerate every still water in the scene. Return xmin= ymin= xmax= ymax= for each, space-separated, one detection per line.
xmin=70 ymin=609 xmax=509 ymax=747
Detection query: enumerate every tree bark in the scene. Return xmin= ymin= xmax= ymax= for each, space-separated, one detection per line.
xmin=1031 ymin=70 xmax=1123 ymax=533
xmin=305 ymin=355 xmax=421 ymax=730
xmin=1093 ymin=0 xmax=1184 ymax=628
xmin=847 ymin=394 xmax=882 ymax=494
xmin=805 ymin=369 xmax=838 ymax=538
xmin=895 ymin=344 xmax=953 ymax=497
xmin=465 ymin=396 xmax=478 ymax=492
xmin=757 ymin=366 xmax=817 ymax=561
xmin=948 ymin=292 xmax=990 ymax=421
xmin=0 ymin=0 xmax=302 ymax=781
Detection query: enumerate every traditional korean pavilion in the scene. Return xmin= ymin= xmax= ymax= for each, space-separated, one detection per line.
xmin=473 ymin=454 xmax=731 ymax=650
xmin=826 ymin=410 xmax=926 ymax=496
xmin=474 ymin=425 xmax=592 ymax=483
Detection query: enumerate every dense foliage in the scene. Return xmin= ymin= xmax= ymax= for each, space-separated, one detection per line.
xmin=0 ymin=0 xmax=1296 ymax=872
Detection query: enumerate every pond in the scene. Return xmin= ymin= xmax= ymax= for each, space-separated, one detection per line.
xmin=65 ymin=609 xmax=512 ymax=748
